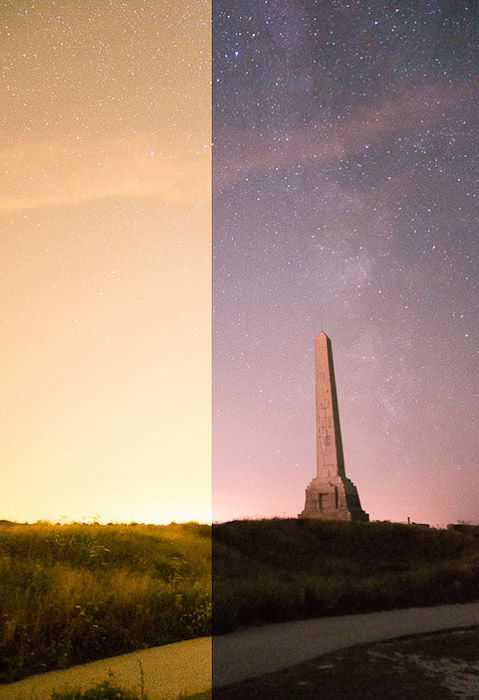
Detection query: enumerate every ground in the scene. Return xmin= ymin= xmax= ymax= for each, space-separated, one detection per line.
xmin=209 ymin=627 xmax=479 ymax=700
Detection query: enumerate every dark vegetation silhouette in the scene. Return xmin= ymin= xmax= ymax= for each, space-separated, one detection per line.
xmin=51 ymin=684 xmax=209 ymax=700
xmin=213 ymin=518 xmax=479 ymax=633
xmin=50 ymin=680 xmax=147 ymax=699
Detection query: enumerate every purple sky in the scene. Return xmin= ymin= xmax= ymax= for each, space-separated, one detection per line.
xmin=213 ymin=0 xmax=478 ymax=527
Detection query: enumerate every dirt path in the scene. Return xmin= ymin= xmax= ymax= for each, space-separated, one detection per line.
xmin=2 ymin=601 xmax=479 ymax=699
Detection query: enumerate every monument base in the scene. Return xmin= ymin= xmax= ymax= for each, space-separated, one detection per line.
xmin=298 ymin=475 xmax=369 ymax=522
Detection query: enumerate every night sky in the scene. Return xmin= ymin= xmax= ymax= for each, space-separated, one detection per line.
xmin=213 ymin=1 xmax=478 ymax=526
xmin=0 ymin=1 xmax=210 ymax=524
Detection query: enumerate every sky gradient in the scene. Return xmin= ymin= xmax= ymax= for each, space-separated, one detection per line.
xmin=1 ymin=1 xmax=477 ymax=528
xmin=213 ymin=0 xmax=478 ymax=527
xmin=1 ymin=1 xmax=211 ymax=524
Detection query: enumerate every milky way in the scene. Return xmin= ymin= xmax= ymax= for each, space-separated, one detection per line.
xmin=213 ymin=1 xmax=478 ymax=525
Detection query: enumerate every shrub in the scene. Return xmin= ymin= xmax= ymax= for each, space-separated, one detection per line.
xmin=50 ymin=680 xmax=145 ymax=699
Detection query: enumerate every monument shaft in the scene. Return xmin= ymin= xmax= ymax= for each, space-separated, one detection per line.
xmin=315 ymin=332 xmax=345 ymax=480
xmin=299 ymin=331 xmax=368 ymax=521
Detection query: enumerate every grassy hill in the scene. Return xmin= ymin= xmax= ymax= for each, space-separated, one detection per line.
xmin=0 ymin=521 xmax=211 ymax=683
xmin=213 ymin=518 xmax=479 ymax=633
xmin=3 ymin=517 xmax=479 ymax=686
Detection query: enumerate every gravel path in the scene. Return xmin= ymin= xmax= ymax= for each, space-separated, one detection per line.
xmin=2 ymin=601 xmax=479 ymax=699
xmin=213 ymin=601 xmax=479 ymax=687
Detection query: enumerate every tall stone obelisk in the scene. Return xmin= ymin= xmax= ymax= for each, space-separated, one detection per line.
xmin=299 ymin=331 xmax=368 ymax=521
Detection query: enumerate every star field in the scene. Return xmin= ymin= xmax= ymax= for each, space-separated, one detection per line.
xmin=0 ymin=1 xmax=211 ymax=524
xmin=213 ymin=0 xmax=479 ymax=525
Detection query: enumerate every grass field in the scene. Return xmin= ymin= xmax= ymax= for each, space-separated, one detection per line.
xmin=213 ymin=518 xmax=479 ymax=633
xmin=0 ymin=521 xmax=211 ymax=683
xmin=3 ymin=517 xmax=479 ymax=687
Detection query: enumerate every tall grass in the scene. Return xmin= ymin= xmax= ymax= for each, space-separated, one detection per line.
xmin=0 ymin=521 xmax=211 ymax=683
xmin=212 ymin=519 xmax=479 ymax=633
xmin=5 ymin=517 xmax=479 ymax=683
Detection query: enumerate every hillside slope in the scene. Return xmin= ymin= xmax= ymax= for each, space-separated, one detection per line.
xmin=212 ymin=519 xmax=479 ymax=633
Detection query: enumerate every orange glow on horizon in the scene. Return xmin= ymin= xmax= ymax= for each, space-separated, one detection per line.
xmin=0 ymin=1 xmax=211 ymax=524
